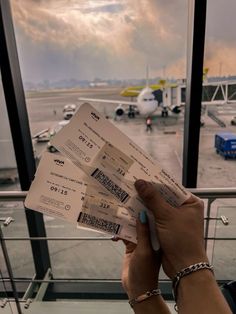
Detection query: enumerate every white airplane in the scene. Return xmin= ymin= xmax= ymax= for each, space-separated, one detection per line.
xmin=79 ymin=66 xmax=182 ymax=119
xmin=79 ymin=86 xmax=161 ymax=119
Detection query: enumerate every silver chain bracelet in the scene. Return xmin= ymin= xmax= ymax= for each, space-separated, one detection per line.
xmin=172 ymin=262 xmax=214 ymax=311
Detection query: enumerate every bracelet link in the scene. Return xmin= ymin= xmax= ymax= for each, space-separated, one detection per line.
xmin=128 ymin=288 xmax=161 ymax=308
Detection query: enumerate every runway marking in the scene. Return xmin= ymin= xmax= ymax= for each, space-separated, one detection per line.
xmin=174 ymin=150 xmax=182 ymax=169
xmin=217 ymin=110 xmax=236 ymax=114
xmin=46 ymin=225 xmax=65 ymax=228
xmin=43 ymin=216 xmax=55 ymax=222
xmin=0 ymin=210 xmax=14 ymax=214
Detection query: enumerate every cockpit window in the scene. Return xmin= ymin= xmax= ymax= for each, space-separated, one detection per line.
xmin=144 ymin=98 xmax=154 ymax=101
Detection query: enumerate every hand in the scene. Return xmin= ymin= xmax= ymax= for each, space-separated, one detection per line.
xmin=135 ymin=180 xmax=208 ymax=279
xmin=121 ymin=211 xmax=161 ymax=299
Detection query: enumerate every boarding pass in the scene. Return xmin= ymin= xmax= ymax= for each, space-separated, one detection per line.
xmin=25 ymin=152 xmax=137 ymax=242
xmin=51 ymin=103 xmax=190 ymax=209
xmin=26 ymin=103 xmax=190 ymax=246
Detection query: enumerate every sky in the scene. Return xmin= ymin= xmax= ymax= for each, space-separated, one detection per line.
xmin=10 ymin=0 xmax=236 ymax=83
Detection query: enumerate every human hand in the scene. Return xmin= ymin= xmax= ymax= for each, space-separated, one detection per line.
xmin=135 ymin=180 xmax=208 ymax=279
xmin=121 ymin=211 xmax=161 ymax=299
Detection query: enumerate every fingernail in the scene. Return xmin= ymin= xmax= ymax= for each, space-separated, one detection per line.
xmin=139 ymin=210 xmax=147 ymax=224
xmin=135 ymin=179 xmax=147 ymax=191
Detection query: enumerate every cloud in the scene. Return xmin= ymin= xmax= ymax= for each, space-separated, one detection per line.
xmin=204 ymin=41 xmax=236 ymax=76
xmin=10 ymin=0 xmax=236 ymax=82
xmin=12 ymin=0 xmax=131 ymax=49
xmin=80 ymin=3 xmax=124 ymax=14
xmin=11 ymin=0 xmax=189 ymax=81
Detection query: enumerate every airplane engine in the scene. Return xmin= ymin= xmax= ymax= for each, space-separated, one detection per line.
xmin=171 ymin=105 xmax=181 ymax=114
xmin=115 ymin=105 xmax=125 ymax=116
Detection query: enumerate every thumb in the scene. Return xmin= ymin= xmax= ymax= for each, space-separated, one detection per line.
xmin=135 ymin=180 xmax=170 ymax=219
xmin=136 ymin=210 xmax=152 ymax=250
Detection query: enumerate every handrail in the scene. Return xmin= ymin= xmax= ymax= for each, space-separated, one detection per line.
xmin=0 ymin=188 xmax=236 ymax=305
xmin=0 ymin=191 xmax=27 ymax=201
xmin=1 ymin=236 xmax=235 ymax=241
xmin=0 ymin=188 xmax=236 ymax=202
xmin=0 ymin=188 xmax=235 ymax=243
xmin=188 ymin=188 xmax=236 ymax=198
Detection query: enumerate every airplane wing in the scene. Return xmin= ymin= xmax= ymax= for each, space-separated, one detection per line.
xmin=122 ymin=89 xmax=142 ymax=94
xmin=32 ymin=128 xmax=49 ymax=139
xmin=79 ymin=97 xmax=136 ymax=106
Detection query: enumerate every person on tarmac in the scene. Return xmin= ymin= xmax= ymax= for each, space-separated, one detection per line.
xmin=146 ymin=116 xmax=152 ymax=132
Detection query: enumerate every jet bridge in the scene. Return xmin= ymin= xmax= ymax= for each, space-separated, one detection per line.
xmin=166 ymin=80 xmax=236 ymax=108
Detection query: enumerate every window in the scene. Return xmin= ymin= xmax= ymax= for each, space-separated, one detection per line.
xmin=198 ymin=0 xmax=236 ymax=188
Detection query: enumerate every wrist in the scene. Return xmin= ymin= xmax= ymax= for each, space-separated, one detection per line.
xmin=177 ymin=268 xmax=215 ymax=304
xmin=132 ymin=294 xmax=162 ymax=312
xmin=127 ymin=286 xmax=158 ymax=300
xmin=172 ymin=262 xmax=214 ymax=309
xmin=126 ymin=281 xmax=159 ymax=300
xmin=179 ymin=268 xmax=215 ymax=287
xmin=176 ymin=268 xmax=232 ymax=314
xmin=129 ymin=288 xmax=161 ymax=308
xmin=172 ymin=254 xmax=209 ymax=277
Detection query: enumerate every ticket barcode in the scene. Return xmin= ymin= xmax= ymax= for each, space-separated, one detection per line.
xmin=78 ymin=212 xmax=121 ymax=235
xmin=91 ymin=168 xmax=130 ymax=203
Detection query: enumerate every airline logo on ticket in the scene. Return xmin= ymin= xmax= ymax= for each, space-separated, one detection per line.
xmin=51 ymin=103 xmax=190 ymax=207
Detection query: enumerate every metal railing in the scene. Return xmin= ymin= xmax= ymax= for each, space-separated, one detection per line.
xmin=0 ymin=188 xmax=236 ymax=312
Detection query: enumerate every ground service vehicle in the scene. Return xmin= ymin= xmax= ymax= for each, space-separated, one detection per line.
xmin=215 ymin=132 xmax=236 ymax=159
xmin=231 ymin=116 xmax=236 ymax=126
xmin=63 ymin=109 xmax=75 ymax=120
xmin=47 ymin=120 xmax=70 ymax=152
xmin=63 ymin=104 xmax=76 ymax=120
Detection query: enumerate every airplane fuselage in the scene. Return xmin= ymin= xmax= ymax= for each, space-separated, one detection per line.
xmin=136 ymin=87 xmax=158 ymax=115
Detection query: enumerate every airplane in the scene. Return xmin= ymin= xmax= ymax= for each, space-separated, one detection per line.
xmin=115 ymin=68 xmax=211 ymax=115
xmin=79 ymin=80 xmax=181 ymax=119
xmin=79 ymin=65 xmax=182 ymax=119
xmin=79 ymin=86 xmax=158 ymax=119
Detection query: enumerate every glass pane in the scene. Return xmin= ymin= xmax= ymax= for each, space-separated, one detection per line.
xmin=0 ymin=202 xmax=35 ymax=278
xmin=0 ymin=77 xmax=34 ymax=278
xmin=211 ymin=204 xmax=236 ymax=280
xmin=46 ymin=221 xmax=124 ymax=279
xmin=198 ymin=0 xmax=236 ymax=188
xmin=11 ymin=0 xmax=188 ymax=183
xmin=0 ymin=70 xmax=31 ymax=285
xmin=11 ymin=0 xmax=188 ymax=280
xmin=0 ymin=78 xmax=18 ymax=189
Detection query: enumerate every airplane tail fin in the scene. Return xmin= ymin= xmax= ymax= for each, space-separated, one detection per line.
xmin=203 ymin=67 xmax=209 ymax=82
xmin=146 ymin=65 xmax=149 ymax=87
